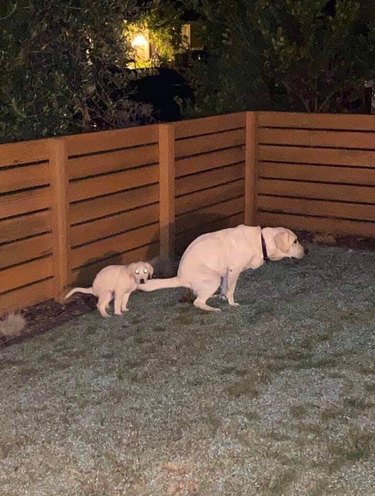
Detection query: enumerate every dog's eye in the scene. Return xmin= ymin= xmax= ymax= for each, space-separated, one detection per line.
xmin=135 ymin=270 xmax=139 ymax=274
xmin=143 ymin=268 xmax=148 ymax=274
xmin=293 ymin=239 xmax=298 ymax=244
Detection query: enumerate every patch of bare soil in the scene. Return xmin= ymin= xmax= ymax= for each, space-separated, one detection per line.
xmin=0 ymin=295 xmax=96 ymax=348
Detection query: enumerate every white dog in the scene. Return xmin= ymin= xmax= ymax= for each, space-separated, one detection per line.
xmin=65 ymin=261 xmax=153 ymax=317
xmin=138 ymin=225 xmax=306 ymax=312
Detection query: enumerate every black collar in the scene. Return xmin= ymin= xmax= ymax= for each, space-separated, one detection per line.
xmin=261 ymin=230 xmax=270 ymax=262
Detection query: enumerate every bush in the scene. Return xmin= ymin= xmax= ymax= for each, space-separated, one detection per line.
xmin=0 ymin=0 xmax=154 ymax=144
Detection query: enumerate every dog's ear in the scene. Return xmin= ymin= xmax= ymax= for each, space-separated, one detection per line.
xmin=274 ymin=231 xmax=290 ymax=253
xmin=145 ymin=262 xmax=154 ymax=278
xmin=126 ymin=263 xmax=136 ymax=276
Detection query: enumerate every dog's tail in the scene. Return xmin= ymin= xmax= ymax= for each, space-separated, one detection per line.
xmin=65 ymin=287 xmax=94 ymax=299
xmin=137 ymin=276 xmax=187 ymax=292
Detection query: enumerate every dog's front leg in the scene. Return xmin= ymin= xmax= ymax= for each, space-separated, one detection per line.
xmin=226 ymin=269 xmax=241 ymax=307
xmin=114 ymin=291 xmax=124 ymax=315
xmin=121 ymin=292 xmax=130 ymax=312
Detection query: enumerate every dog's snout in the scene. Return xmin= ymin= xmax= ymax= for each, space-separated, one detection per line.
xmin=140 ymin=278 xmax=145 ymax=284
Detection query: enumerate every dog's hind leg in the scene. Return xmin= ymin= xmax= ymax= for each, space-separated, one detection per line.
xmin=97 ymin=291 xmax=112 ymax=318
xmin=193 ymin=277 xmax=221 ymax=312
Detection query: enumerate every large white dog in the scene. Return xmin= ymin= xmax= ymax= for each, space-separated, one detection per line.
xmin=139 ymin=225 xmax=306 ymax=312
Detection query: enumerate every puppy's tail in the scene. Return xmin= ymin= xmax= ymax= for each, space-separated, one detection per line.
xmin=65 ymin=287 xmax=94 ymax=299
xmin=137 ymin=276 xmax=187 ymax=292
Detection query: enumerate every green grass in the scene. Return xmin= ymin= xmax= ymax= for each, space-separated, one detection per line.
xmin=1 ymin=244 xmax=374 ymax=496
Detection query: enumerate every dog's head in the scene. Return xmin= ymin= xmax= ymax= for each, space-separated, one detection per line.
xmin=127 ymin=262 xmax=154 ymax=285
xmin=266 ymin=228 xmax=306 ymax=261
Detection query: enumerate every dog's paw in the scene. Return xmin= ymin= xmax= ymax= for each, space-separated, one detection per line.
xmin=229 ymin=302 xmax=240 ymax=307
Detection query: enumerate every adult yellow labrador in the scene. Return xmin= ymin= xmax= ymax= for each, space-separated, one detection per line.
xmin=139 ymin=225 xmax=306 ymax=312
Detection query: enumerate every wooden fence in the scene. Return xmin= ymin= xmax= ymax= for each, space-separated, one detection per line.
xmin=256 ymin=112 xmax=375 ymax=237
xmin=0 ymin=111 xmax=374 ymax=314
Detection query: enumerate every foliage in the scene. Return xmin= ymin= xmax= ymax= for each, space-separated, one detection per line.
xmin=256 ymin=0 xmax=375 ymax=112
xmin=0 ymin=0 xmax=154 ymax=143
xmin=181 ymin=0 xmax=375 ymax=115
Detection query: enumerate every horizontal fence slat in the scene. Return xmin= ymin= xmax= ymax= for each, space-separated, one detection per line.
xmin=258 ymin=195 xmax=375 ymax=222
xmin=175 ymin=112 xmax=245 ymax=139
xmin=258 ymin=128 xmax=375 ymax=150
xmin=176 ymin=197 xmax=244 ymax=234
xmin=70 ymin=242 xmax=160 ymax=287
xmin=69 ymin=184 xmax=159 ymax=225
xmin=176 ymin=129 xmax=245 ymax=158
xmin=0 ymin=210 xmax=51 ymax=245
xmin=0 ymin=140 xmax=50 ymax=167
xmin=257 ymin=211 xmax=375 ymax=238
xmin=65 ymin=124 xmax=159 ymax=156
xmin=176 ymin=179 xmax=244 ymax=216
xmin=258 ymin=178 xmax=374 ymax=204
xmin=176 ymin=146 xmax=244 ymax=178
xmin=259 ymin=162 xmax=375 ymax=186
xmin=0 ymin=256 xmax=53 ymax=294
xmin=0 ymin=163 xmax=50 ymax=194
xmin=0 ymin=279 xmax=54 ymax=315
xmin=67 ymin=144 xmax=158 ymax=180
xmin=70 ymin=204 xmax=159 ymax=247
xmin=71 ymin=223 xmax=159 ymax=270
xmin=258 ymin=111 xmax=375 ymax=132
xmin=69 ymin=164 xmax=158 ymax=202
xmin=176 ymin=163 xmax=244 ymax=197
xmin=0 ymin=188 xmax=50 ymax=220
xmin=259 ymin=145 xmax=375 ymax=167
xmin=175 ymin=213 xmax=244 ymax=254
xmin=0 ymin=234 xmax=52 ymax=270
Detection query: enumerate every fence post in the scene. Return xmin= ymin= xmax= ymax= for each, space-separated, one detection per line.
xmin=159 ymin=123 xmax=175 ymax=261
xmin=244 ymin=111 xmax=258 ymax=225
xmin=48 ymin=138 xmax=70 ymax=303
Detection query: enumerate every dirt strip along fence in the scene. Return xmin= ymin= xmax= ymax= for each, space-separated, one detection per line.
xmin=0 ymin=111 xmax=374 ymax=314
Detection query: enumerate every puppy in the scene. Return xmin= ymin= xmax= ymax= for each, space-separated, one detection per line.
xmin=65 ymin=261 xmax=153 ymax=317
xmin=138 ymin=225 xmax=306 ymax=312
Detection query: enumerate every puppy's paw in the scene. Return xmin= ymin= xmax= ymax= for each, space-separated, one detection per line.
xmin=229 ymin=302 xmax=240 ymax=307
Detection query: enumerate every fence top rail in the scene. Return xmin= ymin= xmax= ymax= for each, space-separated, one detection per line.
xmin=258 ymin=111 xmax=375 ymax=132
xmin=0 ymin=139 xmax=51 ymax=168
xmin=175 ymin=112 xmax=246 ymax=139
xmin=65 ymin=123 xmax=160 ymax=157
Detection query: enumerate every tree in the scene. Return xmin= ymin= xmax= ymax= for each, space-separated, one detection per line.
xmin=0 ymin=0 xmax=153 ymax=143
xmin=181 ymin=0 xmax=375 ymax=115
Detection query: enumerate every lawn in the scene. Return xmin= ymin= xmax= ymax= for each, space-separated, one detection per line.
xmin=1 ymin=244 xmax=374 ymax=496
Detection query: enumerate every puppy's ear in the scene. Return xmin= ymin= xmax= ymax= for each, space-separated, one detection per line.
xmin=146 ymin=262 xmax=154 ymax=278
xmin=126 ymin=263 xmax=136 ymax=276
xmin=274 ymin=232 xmax=290 ymax=253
